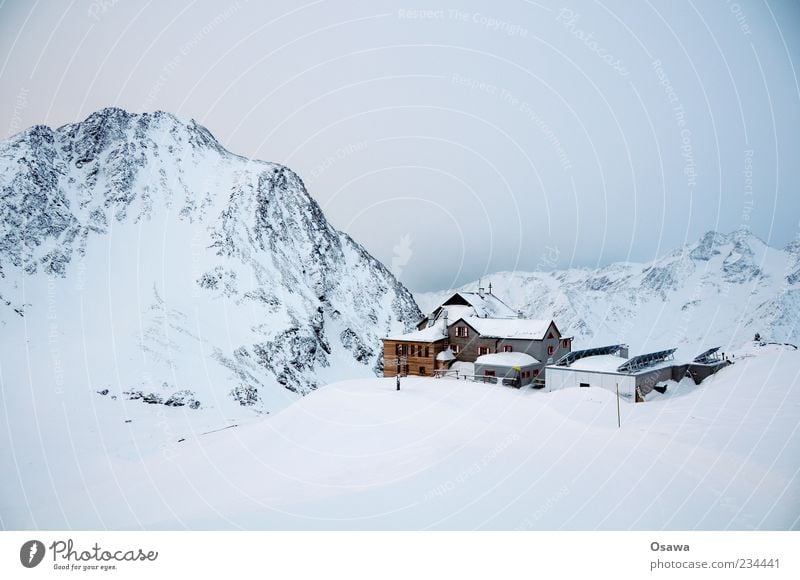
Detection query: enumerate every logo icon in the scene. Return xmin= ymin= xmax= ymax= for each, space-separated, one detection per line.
xmin=20 ymin=540 xmax=45 ymax=568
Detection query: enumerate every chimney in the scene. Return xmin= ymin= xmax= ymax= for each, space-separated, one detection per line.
xmin=517 ymin=310 xmax=524 ymax=319
xmin=619 ymin=345 xmax=629 ymax=359
xmin=488 ymin=282 xmax=493 ymax=295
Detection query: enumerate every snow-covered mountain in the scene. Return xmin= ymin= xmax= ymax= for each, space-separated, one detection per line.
xmin=417 ymin=230 xmax=800 ymax=358
xmin=0 ymin=107 xmax=420 ymax=416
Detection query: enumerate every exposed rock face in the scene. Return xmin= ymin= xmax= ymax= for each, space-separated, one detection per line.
xmin=0 ymin=108 xmax=421 ymax=414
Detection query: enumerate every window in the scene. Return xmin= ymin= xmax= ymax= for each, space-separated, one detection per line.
xmin=580 ymin=382 xmax=590 ymax=388
xmin=532 ymin=369 xmax=539 ymax=377
xmin=561 ymin=339 xmax=570 ymax=349
xmin=547 ymin=345 xmax=555 ymax=356
xmin=485 ymin=370 xmax=496 ymax=377
xmin=419 ymin=366 xmax=426 ymax=375
xmin=456 ymin=326 xmax=468 ymax=338
xmin=547 ymin=332 xmax=555 ymax=339
xmin=425 ymin=346 xmax=430 ymax=358
xmin=451 ymin=344 xmax=460 ymax=354
xmin=478 ymin=346 xmax=490 ymax=356
xmin=396 ymin=344 xmax=401 ymax=355
xmin=503 ymin=345 xmax=513 ymax=352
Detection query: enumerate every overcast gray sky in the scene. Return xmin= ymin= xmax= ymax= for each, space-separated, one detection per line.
xmin=2 ymin=0 xmax=799 ymax=291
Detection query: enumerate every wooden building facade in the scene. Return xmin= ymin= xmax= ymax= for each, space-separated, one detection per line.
xmin=381 ymin=338 xmax=447 ymax=377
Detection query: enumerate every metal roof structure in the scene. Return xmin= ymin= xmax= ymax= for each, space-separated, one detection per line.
xmin=616 ymin=348 xmax=677 ymax=373
xmin=553 ymin=344 xmax=627 ymax=367
xmin=693 ymin=346 xmax=721 ymax=364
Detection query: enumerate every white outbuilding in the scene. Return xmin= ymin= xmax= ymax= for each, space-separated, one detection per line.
xmin=545 ymin=345 xmax=681 ymax=402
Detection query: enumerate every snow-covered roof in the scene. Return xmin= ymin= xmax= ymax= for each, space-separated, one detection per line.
xmin=386 ymin=321 xmax=447 ymax=342
xmin=567 ymin=354 xmax=627 ymax=373
xmin=450 ymin=292 xmax=518 ymax=318
xmin=475 ymin=352 xmax=540 ymax=367
xmin=459 ymin=316 xmax=553 ymax=339
xmin=420 ymin=291 xmax=519 ymax=329
xmin=436 ymin=348 xmax=456 ymax=361
xmin=562 ymin=353 xmax=677 ymax=374
xmin=437 ymin=304 xmax=475 ymax=322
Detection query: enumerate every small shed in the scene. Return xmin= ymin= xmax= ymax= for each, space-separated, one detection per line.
xmin=474 ymin=352 xmax=541 ymax=387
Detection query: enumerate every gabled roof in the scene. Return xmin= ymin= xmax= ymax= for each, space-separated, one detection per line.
xmin=456 ymin=316 xmax=555 ymax=340
xmin=441 ymin=291 xmax=517 ymax=319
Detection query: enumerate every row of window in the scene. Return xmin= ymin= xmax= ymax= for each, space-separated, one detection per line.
xmin=453 ymin=327 xmax=569 ymax=345
xmin=395 ymin=344 xmax=559 ymax=357
xmin=395 ymin=344 xmax=431 ymax=357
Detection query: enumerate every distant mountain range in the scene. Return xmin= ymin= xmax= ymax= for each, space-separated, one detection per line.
xmin=417 ymin=230 xmax=800 ymax=359
xmin=0 ymin=108 xmax=420 ymax=416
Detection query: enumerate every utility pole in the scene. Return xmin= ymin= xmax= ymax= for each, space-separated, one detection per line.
xmin=615 ymin=382 xmax=621 ymax=429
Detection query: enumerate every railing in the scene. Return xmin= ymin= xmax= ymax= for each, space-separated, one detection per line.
xmin=432 ymin=369 xmax=498 ymax=384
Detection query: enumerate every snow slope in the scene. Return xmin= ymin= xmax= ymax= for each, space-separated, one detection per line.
xmin=0 ymin=108 xmax=421 ymax=421
xmin=3 ymin=341 xmax=797 ymax=530
xmin=417 ymin=230 xmax=800 ymax=360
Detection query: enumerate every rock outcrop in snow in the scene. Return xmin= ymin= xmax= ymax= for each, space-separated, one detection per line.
xmin=0 ymin=108 xmax=421 ymax=414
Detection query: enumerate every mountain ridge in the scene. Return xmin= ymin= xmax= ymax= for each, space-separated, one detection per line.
xmin=416 ymin=228 xmax=799 ymax=358
xmin=0 ymin=107 xmax=421 ymax=415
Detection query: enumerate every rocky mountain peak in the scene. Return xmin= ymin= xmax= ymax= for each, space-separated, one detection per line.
xmin=0 ymin=108 xmax=421 ymax=414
